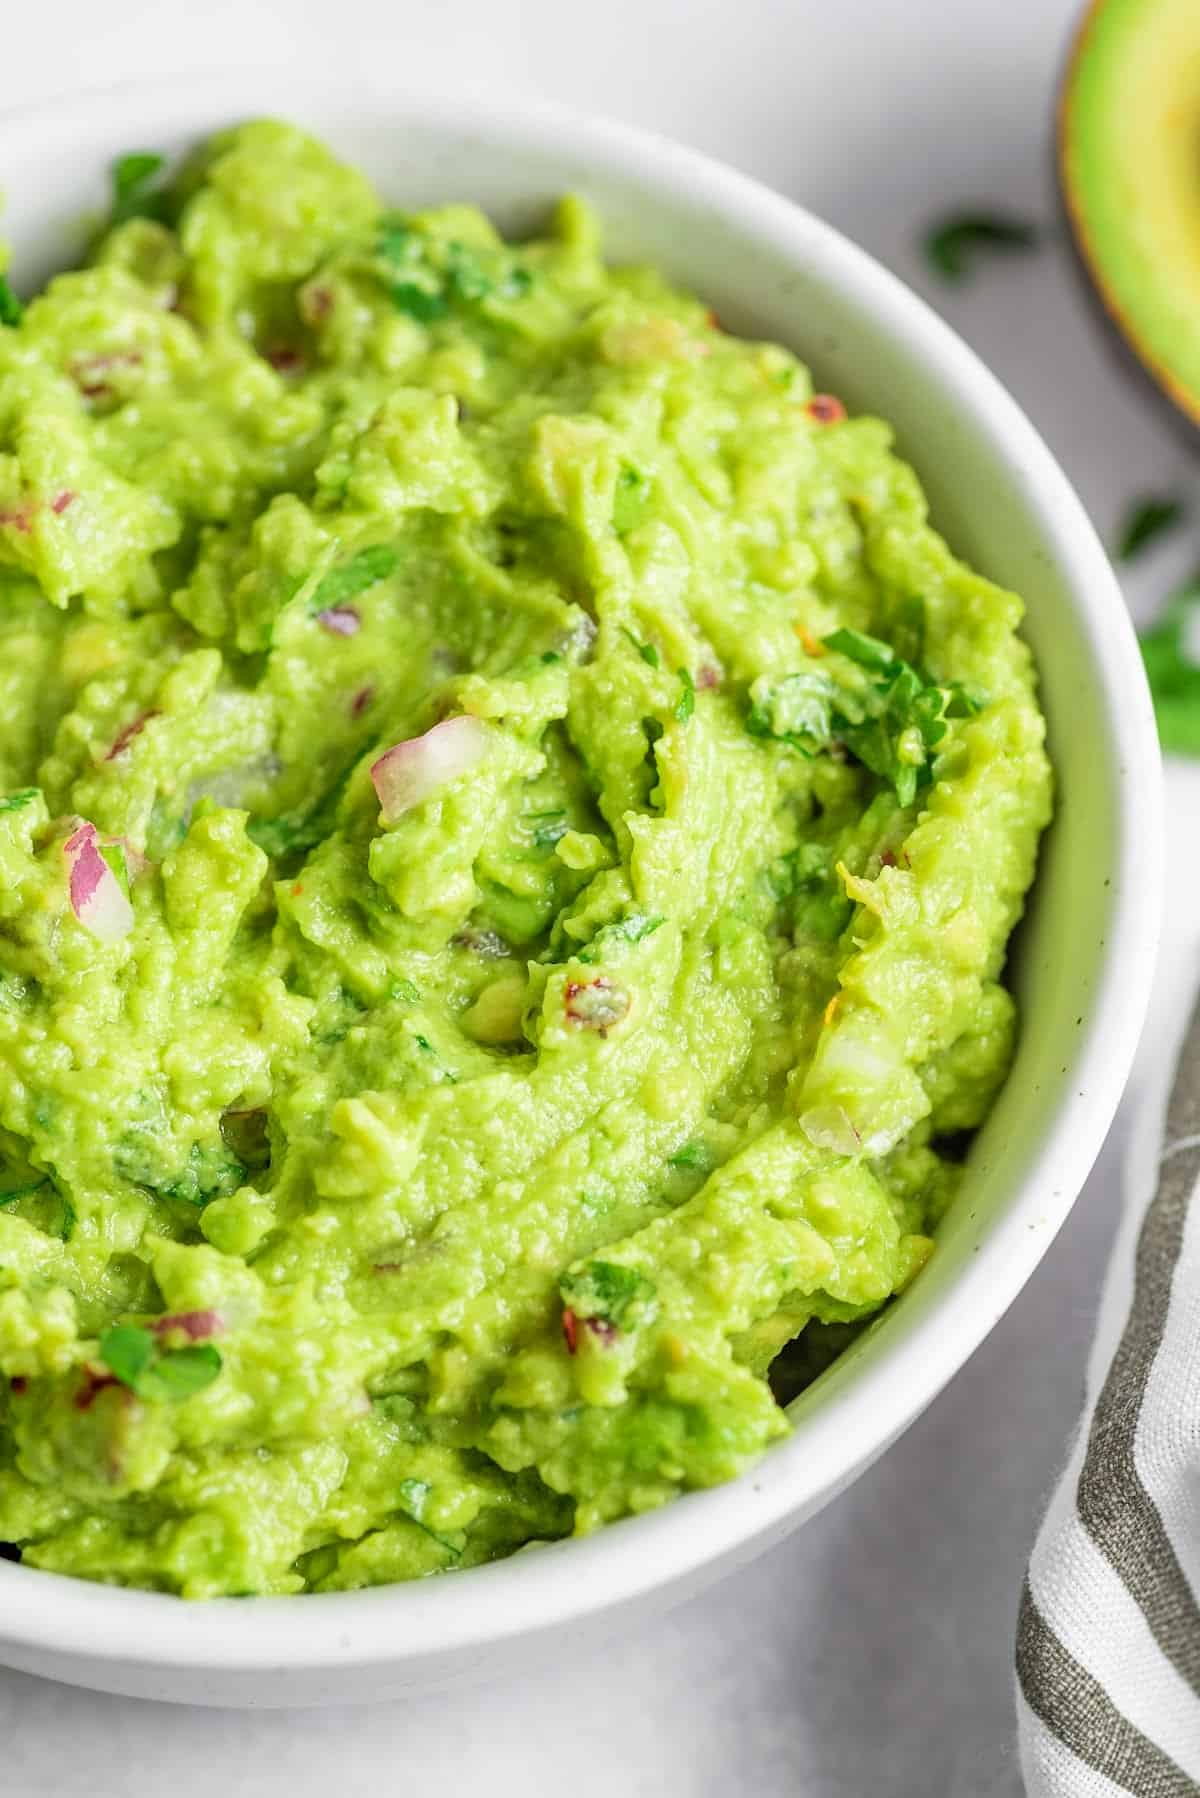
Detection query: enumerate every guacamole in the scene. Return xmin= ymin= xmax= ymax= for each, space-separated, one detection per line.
xmin=0 ymin=122 xmax=1051 ymax=1596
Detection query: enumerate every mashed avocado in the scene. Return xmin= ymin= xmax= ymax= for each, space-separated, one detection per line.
xmin=0 ymin=122 xmax=1051 ymax=1596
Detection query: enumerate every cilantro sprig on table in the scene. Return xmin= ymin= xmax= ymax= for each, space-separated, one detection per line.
xmin=1117 ymin=496 xmax=1186 ymax=563
xmin=922 ymin=212 xmax=1040 ymax=284
xmin=98 ymin=1323 xmax=222 ymax=1402
xmin=1140 ymin=576 xmax=1200 ymax=756
xmin=746 ymin=627 xmax=984 ymax=807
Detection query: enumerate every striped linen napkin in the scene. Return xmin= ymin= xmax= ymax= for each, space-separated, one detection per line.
xmin=1016 ymin=782 xmax=1200 ymax=1796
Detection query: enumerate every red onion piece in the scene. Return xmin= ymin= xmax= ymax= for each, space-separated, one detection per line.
xmin=0 ymin=502 xmax=33 ymax=533
xmin=63 ymin=823 xmax=133 ymax=942
xmin=152 ymin=1310 xmax=224 ymax=1342
xmin=317 ymin=606 xmax=360 ymax=637
xmin=370 ymin=716 xmax=491 ymax=825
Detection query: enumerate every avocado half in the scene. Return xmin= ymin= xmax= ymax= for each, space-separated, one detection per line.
xmin=1060 ymin=0 xmax=1200 ymax=424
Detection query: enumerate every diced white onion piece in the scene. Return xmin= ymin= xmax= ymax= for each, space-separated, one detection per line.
xmin=798 ymin=1103 xmax=863 ymax=1159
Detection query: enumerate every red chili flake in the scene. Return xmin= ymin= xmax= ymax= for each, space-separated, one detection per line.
xmin=697 ymin=662 xmax=723 ymax=691
xmin=564 ymin=976 xmax=630 ymax=1036
xmin=291 ymin=882 xmax=303 ymax=897
xmin=9 ymin=1377 xmax=26 ymax=1395
xmin=265 ymin=345 xmax=306 ymax=375
xmin=51 ymin=489 xmax=76 ymax=515
xmin=880 ymin=849 xmax=897 ymax=868
xmin=152 ymin=1309 xmax=223 ymax=1342
xmin=562 ymin=1307 xmax=578 ymax=1354
xmin=804 ymin=393 xmax=846 ymax=424
xmin=105 ymin=709 xmax=159 ymax=761
xmin=351 ymin=685 xmax=375 ymax=718
xmin=0 ymin=501 xmax=34 ymax=534
xmin=74 ymin=1364 xmax=120 ymax=1411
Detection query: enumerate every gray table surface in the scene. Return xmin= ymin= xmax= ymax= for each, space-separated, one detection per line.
xmin=2 ymin=2 xmax=1193 ymax=1791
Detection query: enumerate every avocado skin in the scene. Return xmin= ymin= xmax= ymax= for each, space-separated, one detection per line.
xmin=1057 ymin=0 xmax=1200 ymax=437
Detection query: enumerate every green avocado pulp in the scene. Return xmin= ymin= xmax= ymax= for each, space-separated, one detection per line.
xmin=0 ymin=121 xmax=1051 ymax=1596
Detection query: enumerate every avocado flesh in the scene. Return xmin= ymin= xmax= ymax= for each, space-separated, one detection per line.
xmin=1061 ymin=0 xmax=1200 ymax=422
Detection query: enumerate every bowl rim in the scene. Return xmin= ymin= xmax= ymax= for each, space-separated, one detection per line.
xmin=0 ymin=67 xmax=1164 ymax=1676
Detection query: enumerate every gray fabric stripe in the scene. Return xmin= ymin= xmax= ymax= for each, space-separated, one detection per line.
xmin=1075 ymin=997 xmax=1200 ymax=1696
xmin=1016 ymin=1580 xmax=1195 ymax=1797
xmin=1164 ymin=997 xmax=1200 ymax=1149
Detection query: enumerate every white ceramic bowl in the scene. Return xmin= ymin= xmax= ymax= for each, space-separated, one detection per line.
xmin=0 ymin=71 xmax=1162 ymax=1708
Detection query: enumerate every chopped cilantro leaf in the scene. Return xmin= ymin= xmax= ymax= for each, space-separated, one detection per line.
xmin=0 ymin=1171 xmax=73 ymax=1241
xmin=576 ymin=911 xmax=664 ymax=964
xmin=1116 ymin=497 xmax=1186 ymax=562
xmin=410 ymin=1031 xmax=458 ymax=1084
xmin=765 ymin=842 xmax=832 ymax=901
xmin=110 ymin=151 xmax=169 ymax=227
xmin=675 ymin=667 xmax=695 ymax=723
xmin=389 ymin=281 xmax=450 ymax=322
xmin=397 ymin=1478 xmax=463 ymax=1556
xmin=822 ymin=627 xmax=896 ymax=673
xmin=613 ymin=464 xmax=652 ymax=535
xmin=528 ymin=809 xmax=569 ymax=849
xmin=668 ymin=1140 xmax=713 ymax=1171
xmin=560 ymin=1260 xmax=658 ymax=1330
xmin=310 ymin=545 xmax=398 ymax=613
xmin=746 ymin=670 xmax=835 ymax=754
xmin=748 ymin=630 xmax=986 ymax=806
xmin=620 ymin=626 xmax=659 ymax=667
xmin=56 ymin=1191 xmax=76 ymax=1242
xmin=0 ymin=276 xmax=23 ymax=328
xmin=0 ymin=787 xmax=38 ymax=813
xmin=923 ymin=212 xmax=1039 ymax=283
xmin=375 ymin=220 xmax=530 ymax=324
xmin=114 ymin=1137 xmax=245 ymax=1209
xmin=98 ymin=1323 xmax=154 ymax=1387
xmin=445 ymin=241 xmax=493 ymax=302
xmin=147 ymin=1344 xmax=222 ymax=1399
xmin=99 ymin=1323 xmax=221 ymax=1402
xmin=375 ymin=216 xmax=413 ymax=264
